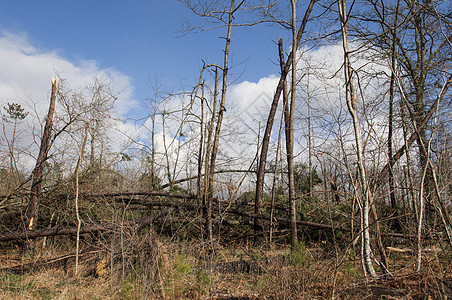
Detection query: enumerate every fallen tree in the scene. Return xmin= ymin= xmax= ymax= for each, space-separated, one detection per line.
xmin=0 ymin=215 xmax=157 ymax=242
xmin=1 ymin=196 xmax=420 ymax=242
xmin=59 ymin=190 xmax=197 ymax=200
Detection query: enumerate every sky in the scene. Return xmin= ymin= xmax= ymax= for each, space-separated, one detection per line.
xmin=0 ymin=0 xmax=288 ymax=120
xmin=1 ymin=0 xmax=391 ymax=187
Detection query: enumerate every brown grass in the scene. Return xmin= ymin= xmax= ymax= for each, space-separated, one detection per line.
xmin=0 ymin=240 xmax=450 ymax=299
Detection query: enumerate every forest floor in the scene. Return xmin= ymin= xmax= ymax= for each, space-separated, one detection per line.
xmin=0 ymin=239 xmax=451 ymax=299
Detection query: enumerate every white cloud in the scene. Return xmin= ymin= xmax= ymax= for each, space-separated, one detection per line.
xmin=231 ymin=75 xmax=280 ymax=112
xmin=0 ymin=30 xmax=137 ymax=116
xmin=0 ymin=31 xmax=140 ymax=172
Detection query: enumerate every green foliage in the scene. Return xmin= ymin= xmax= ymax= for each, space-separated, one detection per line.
xmin=0 ymin=272 xmax=36 ymax=294
xmin=342 ymin=248 xmax=362 ymax=278
xmin=348 ymin=247 xmax=357 ymax=259
xmin=441 ymin=247 xmax=452 ymax=264
xmin=173 ymin=254 xmax=191 ymax=278
xmin=31 ymin=288 xmax=54 ymax=300
xmin=169 ymin=185 xmax=188 ymax=194
xmin=238 ymin=191 xmax=271 ymax=204
xmin=343 ymin=261 xmax=362 ymax=278
xmin=139 ymin=171 xmax=162 ymax=191
xmin=195 ymin=270 xmax=211 ymax=292
xmin=3 ymin=102 xmax=28 ymax=122
xmin=289 ymin=241 xmax=312 ymax=266
xmin=120 ymin=277 xmax=144 ymax=300
xmin=294 ymin=163 xmax=322 ymax=195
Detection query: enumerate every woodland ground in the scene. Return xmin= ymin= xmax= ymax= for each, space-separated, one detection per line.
xmin=0 ymin=236 xmax=451 ymax=300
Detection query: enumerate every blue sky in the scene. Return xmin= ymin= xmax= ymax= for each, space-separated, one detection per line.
xmin=0 ymin=0 xmax=288 ymax=118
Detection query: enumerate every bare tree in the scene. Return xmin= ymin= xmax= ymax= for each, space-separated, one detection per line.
xmin=182 ymin=0 xmax=251 ymax=243
xmin=74 ymin=124 xmax=89 ymax=276
xmin=205 ymin=0 xmax=236 ymax=244
xmin=254 ymin=0 xmax=316 ymax=247
xmin=355 ymin=0 xmax=451 ymax=227
xmin=338 ymin=0 xmax=377 ymax=277
xmin=387 ymin=0 xmax=401 ymax=227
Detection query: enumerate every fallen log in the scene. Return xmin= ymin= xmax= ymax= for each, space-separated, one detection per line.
xmin=107 ymin=198 xmax=349 ymax=232
xmin=160 ymin=169 xmax=283 ymax=189
xmin=0 ymin=215 xmax=157 ymax=242
xmin=224 ymin=208 xmax=350 ymax=232
xmin=0 ymin=224 xmax=113 ymax=242
xmin=51 ymin=191 xmax=196 ymax=203
xmin=107 ymin=198 xmax=423 ymax=239
xmin=84 ymin=191 xmax=196 ymax=199
xmin=115 ymin=198 xmax=198 ymax=210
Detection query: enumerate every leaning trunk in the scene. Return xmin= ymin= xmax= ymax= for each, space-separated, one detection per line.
xmin=26 ymin=78 xmax=58 ymax=232
xmin=254 ymin=0 xmax=316 ymax=247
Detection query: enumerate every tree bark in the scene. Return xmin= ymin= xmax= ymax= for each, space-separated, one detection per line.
xmin=387 ymin=0 xmax=400 ymax=217
xmin=254 ymin=38 xmax=287 ymax=246
xmin=26 ymin=78 xmax=58 ymax=231
xmin=72 ymin=190 xmax=196 ymax=200
xmin=0 ymin=215 xmax=157 ymax=242
xmin=75 ymin=124 xmax=90 ymax=275
xmin=287 ymin=0 xmax=299 ymax=248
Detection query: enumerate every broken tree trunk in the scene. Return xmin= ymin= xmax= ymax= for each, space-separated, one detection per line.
xmin=26 ymin=78 xmax=58 ymax=231
xmin=1 ymin=247 xmax=103 ymax=275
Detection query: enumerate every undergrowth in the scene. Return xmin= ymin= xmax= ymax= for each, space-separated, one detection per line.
xmin=0 ymin=238 xmax=451 ymax=299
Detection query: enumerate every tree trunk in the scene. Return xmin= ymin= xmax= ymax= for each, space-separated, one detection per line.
xmin=387 ymin=0 xmax=400 ymax=220
xmin=287 ymin=0 xmax=298 ymax=248
xmin=203 ymin=67 xmax=218 ymax=242
xmin=338 ymin=0 xmax=377 ymax=278
xmin=374 ymin=74 xmax=452 ymax=189
xmin=26 ymin=78 xmax=58 ymax=231
xmin=207 ymin=0 xmax=236 ymax=244
xmin=75 ymin=124 xmax=90 ymax=276
xmin=254 ymin=38 xmax=287 ymax=246
xmin=254 ymin=0 xmax=316 ymax=247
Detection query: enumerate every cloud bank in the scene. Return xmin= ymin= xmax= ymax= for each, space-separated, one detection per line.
xmin=0 ymin=31 xmax=140 ymax=171
xmin=0 ymin=31 xmax=137 ymax=115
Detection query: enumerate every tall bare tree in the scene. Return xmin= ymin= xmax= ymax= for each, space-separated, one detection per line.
xmin=338 ymin=0 xmax=377 ymax=277
xmin=254 ymin=0 xmax=316 ymax=247
xmin=182 ymin=0 xmax=245 ymax=242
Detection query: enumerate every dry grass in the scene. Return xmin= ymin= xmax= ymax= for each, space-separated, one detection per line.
xmin=0 ymin=239 xmax=451 ymax=299
xmin=0 ymin=268 xmax=112 ymax=299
